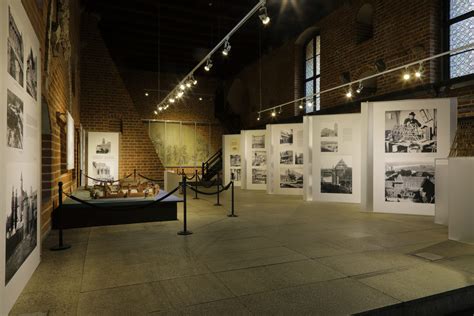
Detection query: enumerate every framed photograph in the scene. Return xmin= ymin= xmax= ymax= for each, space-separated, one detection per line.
xmin=230 ymin=168 xmax=241 ymax=181
xmin=295 ymin=152 xmax=304 ymax=165
xmin=280 ymin=129 xmax=293 ymax=144
xmin=252 ymin=151 xmax=266 ymax=167
xmin=230 ymin=154 xmax=241 ymax=167
xmin=7 ymin=6 xmax=24 ymax=87
xmin=280 ymin=168 xmax=303 ymax=188
xmin=321 ymin=122 xmax=338 ymax=137
xmin=252 ymin=135 xmax=265 ymax=148
xmin=321 ymin=140 xmax=338 ymax=152
xmin=252 ymin=169 xmax=266 ymax=184
xmin=320 ymin=156 xmax=352 ymax=194
xmin=280 ymin=150 xmax=294 ymax=164
xmin=7 ymin=90 xmax=24 ymax=149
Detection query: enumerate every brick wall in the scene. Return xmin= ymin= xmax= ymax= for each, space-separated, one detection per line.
xmin=228 ymin=0 xmax=474 ymax=127
xmin=23 ymin=0 xmax=82 ymax=238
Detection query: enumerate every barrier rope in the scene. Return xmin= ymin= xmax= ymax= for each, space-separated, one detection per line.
xmin=82 ymin=172 xmax=133 ymax=184
xmin=186 ymin=181 xmax=232 ymax=196
xmin=137 ymin=173 xmax=162 ymax=182
xmin=62 ymin=185 xmax=181 ymax=211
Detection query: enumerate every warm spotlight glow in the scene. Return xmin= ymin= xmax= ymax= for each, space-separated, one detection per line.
xmin=415 ymin=71 xmax=422 ymax=78
xmin=154 ymin=110 xmax=158 ymax=115
xmin=271 ymin=111 xmax=276 ymax=117
xmin=257 ymin=116 xmax=261 ymax=121
xmin=299 ymin=104 xmax=304 ymax=109
xmin=259 ymin=6 xmax=270 ymax=25
xmin=180 ymin=84 xmax=185 ymax=90
xmin=169 ymin=98 xmax=175 ymax=103
xmin=193 ymin=79 xmax=198 ymax=85
xmin=199 ymin=97 xmax=203 ymax=101
xmin=346 ymin=90 xmax=352 ymax=98
xmin=186 ymin=82 xmax=192 ymax=88
xmin=145 ymin=92 xmax=149 ymax=97
xmin=204 ymin=59 xmax=213 ymax=71
xmin=261 ymin=16 xmax=270 ymax=24
xmin=403 ymin=73 xmax=410 ymax=80
xmin=177 ymin=91 xmax=184 ymax=98
xmin=158 ymin=106 xmax=163 ymax=111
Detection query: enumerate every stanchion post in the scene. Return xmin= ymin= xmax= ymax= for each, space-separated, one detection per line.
xmin=228 ymin=181 xmax=238 ymax=217
xmin=50 ymin=182 xmax=71 ymax=251
xmin=214 ymin=171 xmax=221 ymax=206
xmin=178 ymin=176 xmax=192 ymax=235
xmin=193 ymin=169 xmax=199 ymax=200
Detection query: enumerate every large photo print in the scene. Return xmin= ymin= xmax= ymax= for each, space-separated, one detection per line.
xmin=280 ymin=168 xmax=303 ymax=188
xmin=385 ymin=109 xmax=437 ymax=153
xmin=7 ymin=6 xmax=24 ymax=87
xmin=7 ymin=89 xmax=24 ymax=149
xmin=320 ymin=156 xmax=352 ymax=194
xmin=385 ymin=162 xmax=435 ymax=203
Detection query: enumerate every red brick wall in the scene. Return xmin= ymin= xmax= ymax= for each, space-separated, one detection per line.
xmin=80 ymin=15 xmax=165 ymax=181
xmin=23 ymin=0 xmax=82 ymax=238
xmin=229 ymin=0 xmax=474 ymax=127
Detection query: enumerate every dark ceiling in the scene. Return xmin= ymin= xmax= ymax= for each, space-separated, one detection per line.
xmin=82 ymin=0 xmax=343 ymax=78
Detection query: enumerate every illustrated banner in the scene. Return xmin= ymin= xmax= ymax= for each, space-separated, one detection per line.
xmin=87 ymin=132 xmax=120 ymax=185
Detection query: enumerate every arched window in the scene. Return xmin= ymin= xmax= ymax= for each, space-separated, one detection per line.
xmin=356 ymin=4 xmax=374 ymax=43
xmin=304 ymin=35 xmax=320 ymax=113
xmin=448 ymin=0 xmax=474 ymax=79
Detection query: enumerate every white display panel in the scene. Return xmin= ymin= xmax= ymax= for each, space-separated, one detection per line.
xmin=303 ymin=116 xmax=313 ymax=201
xmin=222 ymin=134 xmax=242 ymax=186
xmin=267 ymin=123 xmax=304 ymax=196
xmin=367 ymin=98 xmax=457 ymax=216
xmin=1 ymin=1 xmax=42 ymax=313
xmin=87 ymin=132 xmax=120 ymax=185
xmin=435 ymin=158 xmax=449 ymax=225
xmin=311 ymin=114 xmax=361 ymax=203
xmin=67 ymin=112 xmax=75 ymax=170
xmin=241 ymin=130 xmax=267 ymax=190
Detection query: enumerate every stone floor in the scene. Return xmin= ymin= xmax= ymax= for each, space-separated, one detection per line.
xmin=11 ymin=188 xmax=474 ymax=315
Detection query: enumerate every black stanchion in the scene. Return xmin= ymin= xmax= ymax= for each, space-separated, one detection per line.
xmin=178 ymin=176 xmax=192 ymax=235
xmin=214 ymin=172 xmax=221 ymax=206
xmin=193 ymin=169 xmax=199 ymax=200
xmin=227 ymin=181 xmax=238 ymax=217
xmin=50 ymin=182 xmax=71 ymax=251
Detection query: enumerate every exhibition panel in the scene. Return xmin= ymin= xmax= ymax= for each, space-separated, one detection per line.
xmin=364 ymin=98 xmax=457 ymax=216
xmin=302 ymin=116 xmax=314 ymax=201
xmin=310 ymin=114 xmax=362 ymax=203
xmin=266 ymin=123 xmax=304 ymax=195
xmin=1 ymin=0 xmax=42 ymax=313
xmin=241 ymin=129 xmax=267 ymax=190
xmin=87 ymin=132 xmax=120 ymax=185
xmin=223 ymin=134 xmax=242 ymax=186
xmin=434 ymin=158 xmax=449 ymax=225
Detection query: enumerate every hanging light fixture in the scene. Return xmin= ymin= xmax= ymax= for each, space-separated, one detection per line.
xmin=258 ymin=5 xmax=270 ymax=25
xmin=403 ymin=67 xmax=411 ymax=81
xmin=271 ymin=110 xmax=276 ymax=117
xmin=176 ymin=91 xmax=184 ymax=98
xmin=356 ymin=81 xmax=364 ymax=94
xmin=169 ymin=98 xmax=175 ymax=103
xmin=204 ymin=58 xmax=213 ymax=71
xmin=145 ymin=92 xmax=149 ymax=97
xmin=345 ymin=86 xmax=353 ymax=98
xmin=414 ymin=63 xmax=424 ymax=78
xmin=222 ymin=39 xmax=231 ymax=56
xmin=154 ymin=110 xmax=158 ymax=115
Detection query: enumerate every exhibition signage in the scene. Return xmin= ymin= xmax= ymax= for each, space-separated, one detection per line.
xmin=87 ymin=132 xmax=120 ymax=186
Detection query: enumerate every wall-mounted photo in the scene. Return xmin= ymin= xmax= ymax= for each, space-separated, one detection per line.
xmin=5 ymin=170 xmax=38 ymax=285
xmin=252 ymin=151 xmax=266 ymax=167
xmin=252 ymin=168 xmax=266 ymax=184
xmin=320 ymin=156 xmax=352 ymax=194
xmin=295 ymin=152 xmax=304 ymax=165
xmin=321 ymin=122 xmax=338 ymax=137
xmin=385 ymin=109 xmax=437 ymax=153
xmin=7 ymin=90 xmax=24 ymax=149
xmin=230 ymin=154 xmax=241 ymax=167
xmin=321 ymin=140 xmax=338 ymax=152
xmin=231 ymin=168 xmax=241 ymax=181
xmin=280 ymin=150 xmax=294 ymax=164
xmin=252 ymin=135 xmax=265 ymax=148
xmin=96 ymin=138 xmax=112 ymax=154
xmin=280 ymin=168 xmax=303 ymax=188
xmin=385 ymin=162 xmax=435 ymax=203
xmin=280 ymin=129 xmax=293 ymax=144
xmin=92 ymin=161 xmax=114 ymax=182
xmin=7 ymin=6 xmax=24 ymax=87
xmin=26 ymin=48 xmax=37 ymax=100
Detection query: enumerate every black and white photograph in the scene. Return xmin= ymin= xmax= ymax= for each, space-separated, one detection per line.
xmin=252 ymin=150 xmax=266 ymax=166
xmin=26 ymin=48 xmax=38 ymax=100
xmin=280 ymin=150 xmax=294 ymax=164
xmin=321 ymin=140 xmax=338 ymax=152
xmin=385 ymin=162 xmax=435 ymax=203
xmin=7 ymin=89 xmax=24 ymax=149
xmin=252 ymin=168 xmax=266 ymax=184
xmin=280 ymin=168 xmax=303 ymax=188
xmin=385 ymin=109 xmax=437 ymax=153
xmin=320 ymin=156 xmax=352 ymax=194
xmin=231 ymin=168 xmax=241 ymax=181
xmin=96 ymin=138 xmax=112 ymax=154
xmin=92 ymin=161 xmax=114 ymax=182
xmin=230 ymin=154 xmax=241 ymax=167
xmin=295 ymin=152 xmax=304 ymax=165
xmin=8 ymin=6 xmax=24 ymax=87
xmin=321 ymin=122 xmax=338 ymax=137
xmin=252 ymin=135 xmax=265 ymax=148
xmin=280 ymin=129 xmax=293 ymax=144
xmin=5 ymin=171 xmax=38 ymax=285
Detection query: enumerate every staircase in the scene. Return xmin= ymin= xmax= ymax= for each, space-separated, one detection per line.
xmin=201 ymin=149 xmax=222 ymax=182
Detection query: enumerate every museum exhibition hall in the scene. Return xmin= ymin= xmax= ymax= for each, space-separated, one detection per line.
xmin=1 ymin=0 xmax=474 ymax=314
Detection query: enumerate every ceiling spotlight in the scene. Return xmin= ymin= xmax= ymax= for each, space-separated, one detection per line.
xmin=204 ymin=58 xmax=213 ymax=71
xmin=199 ymin=97 xmax=203 ymax=101
xmin=177 ymin=91 xmax=184 ymax=98
xmin=278 ymin=106 xmax=282 ymax=114
xmin=186 ymin=81 xmax=192 ymax=88
xmin=257 ymin=115 xmax=261 ymax=121
xmin=306 ymin=99 xmax=313 ymax=108
xmin=179 ymin=84 xmax=186 ymax=90
xmin=222 ymin=39 xmax=231 ymax=56
xmin=259 ymin=6 xmax=270 ymax=25
xmin=415 ymin=63 xmax=424 ymax=78
xmin=356 ymin=81 xmax=364 ymax=94
xmin=158 ymin=106 xmax=163 ymax=111
xmin=403 ymin=68 xmax=411 ymax=81
xmin=169 ymin=98 xmax=175 ymax=103
xmin=193 ymin=78 xmax=198 ymax=85
xmin=345 ymin=87 xmax=353 ymax=98
xmin=154 ymin=110 xmax=158 ymax=115
xmin=271 ymin=110 xmax=276 ymax=117
xmin=145 ymin=92 xmax=149 ymax=97
xmin=299 ymin=103 xmax=304 ymax=110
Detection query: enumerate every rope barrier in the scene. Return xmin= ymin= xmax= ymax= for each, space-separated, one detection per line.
xmin=137 ymin=173 xmax=162 ymax=182
xmin=186 ymin=181 xmax=232 ymax=196
xmin=62 ymin=185 xmax=181 ymax=211
xmin=82 ymin=172 xmax=133 ymax=184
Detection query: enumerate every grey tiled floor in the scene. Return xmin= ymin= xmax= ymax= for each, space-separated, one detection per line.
xmin=11 ymin=188 xmax=474 ymax=315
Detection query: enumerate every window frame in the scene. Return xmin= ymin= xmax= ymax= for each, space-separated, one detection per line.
xmin=444 ymin=0 xmax=474 ymax=81
xmin=303 ymin=34 xmax=321 ymax=113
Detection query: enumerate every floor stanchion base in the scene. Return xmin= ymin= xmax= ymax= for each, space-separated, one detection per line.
xmin=177 ymin=230 xmax=193 ymax=236
xmin=50 ymin=244 xmax=71 ymax=251
xmin=227 ymin=214 xmax=238 ymax=217
xmin=214 ymin=203 xmax=222 ymax=206
xmin=193 ymin=197 xmax=199 ymax=200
